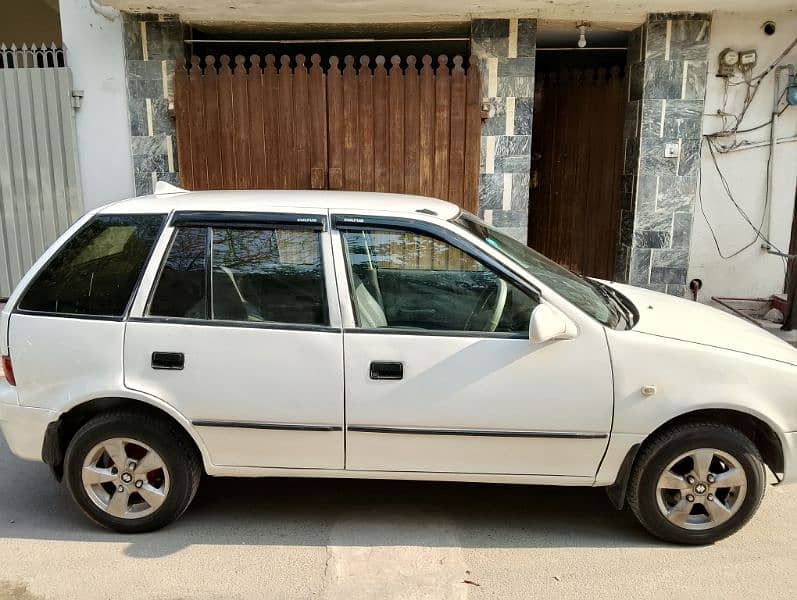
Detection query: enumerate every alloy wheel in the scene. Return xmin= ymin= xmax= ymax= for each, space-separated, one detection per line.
xmin=81 ymin=437 xmax=170 ymax=519
xmin=655 ymin=447 xmax=747 ymax=531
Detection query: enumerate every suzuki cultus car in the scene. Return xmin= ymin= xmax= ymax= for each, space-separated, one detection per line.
xmin=1 ymin=185 xmax=795 ymax=544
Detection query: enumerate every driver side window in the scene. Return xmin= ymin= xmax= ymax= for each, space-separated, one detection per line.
xmin=341 ymin=228 xmax=537 ymax=335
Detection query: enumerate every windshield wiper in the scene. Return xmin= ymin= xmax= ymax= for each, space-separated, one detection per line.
xmin=589 ymin=280 xmax=634 ymax=329
xmin=604 ymin=285 xmax=636 ymax=329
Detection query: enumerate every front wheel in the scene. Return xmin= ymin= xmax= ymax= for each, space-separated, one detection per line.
xmin=627 ymin=423 xmax=766 ymax=545
xmin=64 ymin=411 xmax=201 ymax=533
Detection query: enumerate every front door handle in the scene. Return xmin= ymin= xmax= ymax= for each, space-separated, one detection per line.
xmin=369 ymin=361 xmax=403 ymax=380
xmin=151 ymin=351 xmax=184 ymax=370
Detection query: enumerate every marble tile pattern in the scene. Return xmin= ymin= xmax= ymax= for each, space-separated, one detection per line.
xmin=122 ymin=13 xmax=182 ymax=196
xmin=471 ymin=18 xmax=536 ymax=243
xmin=621 ymin=14 xmax=710 ymax=296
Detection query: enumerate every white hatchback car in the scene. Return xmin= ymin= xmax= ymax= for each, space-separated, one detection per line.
xmin=1 ymin=187 xmax=796 ymax=544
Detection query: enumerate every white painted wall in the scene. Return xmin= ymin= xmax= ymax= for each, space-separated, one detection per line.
xmin=59 ymin=0 xmax=134 ymax=210
xmin=688 ymin=11 xmax=797 ymax=301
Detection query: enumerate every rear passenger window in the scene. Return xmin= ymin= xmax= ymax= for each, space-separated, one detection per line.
xmin=18 ymin=214 xmax=164 ymax=317
xmin=149 ymin=227 xmax=208 ymax=319
xmin=149 ymin=225 xmax=328 ymax=326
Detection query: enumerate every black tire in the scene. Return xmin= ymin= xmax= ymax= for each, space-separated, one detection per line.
xmin=64 ymin=410 xmax=202 ymax=533
xmin=627 ymin=422 xmax=766 ymax=545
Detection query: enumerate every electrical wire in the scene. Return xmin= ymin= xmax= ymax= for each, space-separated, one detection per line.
xmin=697 ymin=136 xmax=786 ymax=264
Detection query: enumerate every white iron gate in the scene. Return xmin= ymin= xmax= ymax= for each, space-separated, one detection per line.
xmin=0 ymin=44 xmax=83 ymax=298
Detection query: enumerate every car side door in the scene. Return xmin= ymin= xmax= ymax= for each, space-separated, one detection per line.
xmin=124 ymin=211 xmax=345 ymax=470
xmin=331 ymin=213 xmax=613 ymax=479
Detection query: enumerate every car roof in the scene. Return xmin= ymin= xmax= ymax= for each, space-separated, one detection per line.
xmin=99 ymin=188 xmax=462 ymax=221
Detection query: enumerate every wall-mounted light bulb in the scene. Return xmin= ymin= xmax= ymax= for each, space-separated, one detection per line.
xmin=577 ymin=22 xmax=589 ymax=48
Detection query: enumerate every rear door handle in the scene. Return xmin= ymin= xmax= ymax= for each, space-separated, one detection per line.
xmin=370 ymin=361 xmax=403 ymax=380
xmin=151 ymin=352 xmax=184 ymax=370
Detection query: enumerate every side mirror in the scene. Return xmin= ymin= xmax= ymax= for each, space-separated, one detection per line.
xmin=529 ymin=304 xmax=576 ymax=344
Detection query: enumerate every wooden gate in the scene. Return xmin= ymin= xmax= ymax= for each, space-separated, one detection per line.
xmin=528 ymin=66 xmax=626 ymax=279
xmin=174 ymin=53 xmax=481 ymax=211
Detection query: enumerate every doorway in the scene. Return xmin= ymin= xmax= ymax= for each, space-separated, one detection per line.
xmin=528 ymin=34 xmax=628 ymax=279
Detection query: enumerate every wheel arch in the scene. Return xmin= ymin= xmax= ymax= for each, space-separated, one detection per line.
xmin=43 ymin=395 xmax=210 ymax=481
xmin=607 ymin=407 xmax=784 ymax=509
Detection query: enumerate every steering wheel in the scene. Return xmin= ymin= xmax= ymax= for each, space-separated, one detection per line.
xmin=464 ymin=279 xmax=508 ymax=332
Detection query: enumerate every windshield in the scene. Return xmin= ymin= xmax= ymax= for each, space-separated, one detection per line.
xmin=453 ymin=212 xmax=635 ymax=329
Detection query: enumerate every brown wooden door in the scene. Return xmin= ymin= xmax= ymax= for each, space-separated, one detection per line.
xmin=528 ymin=66 xmax=625 ymax=279
xmin=174 ymin=53 xmax=481 ymax=212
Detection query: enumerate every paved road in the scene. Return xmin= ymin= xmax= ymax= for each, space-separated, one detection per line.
xmin=0 ymin=436 xmax=795 ymax=600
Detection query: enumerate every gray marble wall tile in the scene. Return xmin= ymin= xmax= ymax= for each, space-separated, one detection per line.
xmin=514 ymin=98 xmax=533 ymax=135
xmin=131 ymin=134 xmax=167 ymax=156
xmin=511 ymin=173 xmax=531 ymax=209
xmin=491 ymin=209 xmax=528 ymax=228
xmin=640 ymin=139 xmax=679 ymax=176
xmin=472 ymin=18 xmax=537 ymax=243
xmin=122 ymin=14 xmax=143 ymax=61
xmin=133 ymin=152 xmax=168 ymax=174
xmin=670 ymin=20 xmax=710 ymax=61
xmin=497 ymin=76 xmax=534 ymax=98
xmin=664 ymin=100 xmax=703 ymax=139
xmin=678 ymin=139 xmax=701 ymax=176
xmin=624 ymin=101 xmax=640 ymax=141
xmin=471 ymin=20 xmax=509 ymax=57
xmin=629 ymin=247 xmax=652 ymax=285
xmin=498 ymin=58 xmax=535 ymax=77
xmin=157 ymin=171 xmax=181 ymax=186
xmin=481 ymin=97 xmax=506 ymax=136
xmin=620 ymin=13 xmax=710 ymax=288
xmin=650 ymin=266 xmax=687 ymax=285
xmin=628 ymin=62 xmax=644 ymax=102
xmin=644 ymin=21 xmax=669 ymax=61
xmin=517 ymin=20 xmax=537 ymax=57
xmin=479 ymin=174 xmax=504 ymax=209
xmin=666 ymin=283 xmax=687 ymax=296
xmin=614 ymin=243 xmax=631 ymax=281
xmin=126 ymin=60 xmax=162 ymax=80
xmin=128 ymin=98 xmax=147 ymax=136
xmin=134 ymin=171 xmax=153 ymax=196
xmin=683 ymin=60 xmax=708 ymax=100
xmin=123 ymin=12 xmax=182 ymax=196
xmin=494 ymin=135 xmax=532 ymax=172
xmin=145 ymin=19 xmax=184 ymax=61
xmin=671 ymin=211 xmax=693 ymax=247
xmin=150 ymin=98 xmax=172 ymax=135
xmin=627 ymin=27 xmax=643 ymax=64
xmin=128 ymin=78 xmax=164 ymax=101
xmin=634 ymin=229 xmax=671 ymax=248
xmin=644 ymin=60 xmax=684 ymax=99
xmin=624 ymin=136 xmax=640 ymax=175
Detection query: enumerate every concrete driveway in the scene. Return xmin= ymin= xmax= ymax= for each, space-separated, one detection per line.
xmin=0 ymin=436 xmax=795 ymax=600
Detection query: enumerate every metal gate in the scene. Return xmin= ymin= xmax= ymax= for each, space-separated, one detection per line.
xmin=0 ymin=44 xmax=83 ymax=297
xmin=174 ymin=53 xmax=482 ymax=211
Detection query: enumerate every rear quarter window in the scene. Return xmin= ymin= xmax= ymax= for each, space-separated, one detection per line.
xmin=17 ymin=214 xmax=164 ymax=317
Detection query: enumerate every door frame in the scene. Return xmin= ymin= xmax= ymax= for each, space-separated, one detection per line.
xmin=329 ymin=208 xmax=614 ymax=477
xmin=124 ymin=207 xmax=346 ymax=470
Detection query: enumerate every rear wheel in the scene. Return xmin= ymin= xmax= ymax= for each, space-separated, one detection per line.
xmin=627 ymin=423 xmax=766 ymax=545
xmin=64 ymin=411 xmax=201 ymax=533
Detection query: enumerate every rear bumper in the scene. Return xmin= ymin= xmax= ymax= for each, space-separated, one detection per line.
xmin=0 ymin=382 xmax=54 ymax=461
